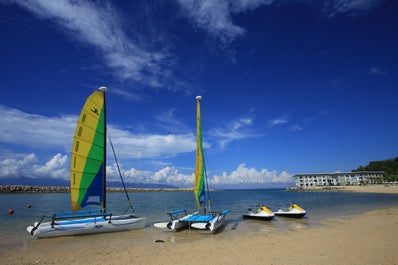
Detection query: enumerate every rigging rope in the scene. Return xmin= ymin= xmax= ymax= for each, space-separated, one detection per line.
xmin=203 ymin=152 xmax=212 ymax=214
xmin=108 ymin=134 xmax=135 ymax=212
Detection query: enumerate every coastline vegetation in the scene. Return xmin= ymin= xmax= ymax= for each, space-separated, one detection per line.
xmin=353 ymin=157 xmax=398 ymax=183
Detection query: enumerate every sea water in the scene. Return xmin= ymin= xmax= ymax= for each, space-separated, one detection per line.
xmin=1 ymin=189 xmax=398 ymax=253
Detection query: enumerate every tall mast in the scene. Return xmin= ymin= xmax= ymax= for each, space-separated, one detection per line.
xmin=99 ymin=86 xmax=108 ymax=212
xmin=195 ymin=95 xmax=207 ymax=212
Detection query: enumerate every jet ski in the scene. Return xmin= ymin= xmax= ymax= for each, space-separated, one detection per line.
xmin=242 ymin=205 xmax=275 ymax=221
xmin=274 ymin=203 xmax=306 ymax=218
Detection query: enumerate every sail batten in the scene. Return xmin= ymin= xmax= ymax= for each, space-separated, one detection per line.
xmin=70 ymin=90 xmax=106 ymax=212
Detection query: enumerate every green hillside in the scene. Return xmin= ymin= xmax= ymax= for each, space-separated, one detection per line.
xmin=354 ymin=157 xmax=398 ymax=182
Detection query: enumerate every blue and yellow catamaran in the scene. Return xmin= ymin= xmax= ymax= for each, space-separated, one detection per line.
xmin=154 ymin=96 xmax=229 ymax=232
xmin=27 ymin=87 xmax=146 ymax=239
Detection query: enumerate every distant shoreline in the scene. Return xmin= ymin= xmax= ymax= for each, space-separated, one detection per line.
xmin=2 ymin=184 xmax=398 ymax=194
xmin=287 ymin=184 xmax=398 ymax=194
xmin=0 ymin=185 xmax=193 ymax=193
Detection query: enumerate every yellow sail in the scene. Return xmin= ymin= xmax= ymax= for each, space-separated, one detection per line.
xmin=194 ymin=96 xmax=205 ymax=209
xmin=70 ymin=89 xmax=106 ymax=212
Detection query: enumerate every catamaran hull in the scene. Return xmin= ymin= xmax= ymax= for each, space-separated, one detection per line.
xmin=27 ymin=215 xmax=146 ymax=239
xmin=167 ymin=219 xmax=189 ymax=231
xmin=190 ymin=212 xmax=228 ymax=232
xmin=168 ymin=212 xmax=198 ymax=231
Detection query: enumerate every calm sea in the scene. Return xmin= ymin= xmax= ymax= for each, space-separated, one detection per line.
xmin=1 ymin=189 xmax=398 ymax=253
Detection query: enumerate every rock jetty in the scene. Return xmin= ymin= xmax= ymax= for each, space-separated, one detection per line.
xmin=0 ymin=185 xmax=69 ymax=193
xmin=0 ymin=185 xmax=192 ymax=193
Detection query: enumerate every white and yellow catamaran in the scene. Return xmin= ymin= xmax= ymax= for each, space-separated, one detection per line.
xmin=154 ymin=96 xmax=229 ymax=232
xmin=27 ymin=87 xmax=146 ymax=239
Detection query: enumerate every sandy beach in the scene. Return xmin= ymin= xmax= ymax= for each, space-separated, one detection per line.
xmin=338 ymin=184 xmax=398 ymax=194
xmin=2 ymin=208 xmax=398 ymax=264
xmin=2 ymin=185 xmax=398 ymax=265
xmin=291 ymin=184 xmax=398 ymax=194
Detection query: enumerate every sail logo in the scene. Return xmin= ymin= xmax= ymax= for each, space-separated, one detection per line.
xmin=91 ymin=107 xmax=99 ymax=116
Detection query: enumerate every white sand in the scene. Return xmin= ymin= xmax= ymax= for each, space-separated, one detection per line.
xmin=3 ymin=206 xmax=398 ymax=265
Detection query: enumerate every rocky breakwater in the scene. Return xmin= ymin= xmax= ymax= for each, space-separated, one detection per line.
xmin=0 ymin=185 xmax=193 ymax=193
xmin=0 ymin=185 xmax=69 ymax=193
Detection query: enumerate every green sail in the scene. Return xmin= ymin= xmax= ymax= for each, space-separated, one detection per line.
xmin=194 ymin=96 xmax=205 ymax=210
xmin=70 ymin=90 xmax=106 ymax=212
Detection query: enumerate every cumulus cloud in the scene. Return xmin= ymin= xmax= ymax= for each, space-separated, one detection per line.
xmin=110 ymin=163 xmax=292 ymax=188
xmin=0 ymin=153 xmax=68 ymax=179
xmin=0 ymin=153 xmax=38 ymax=178
xmin=151 ymin=166 xmax=193 ymax=186
xmin=0 ymin=152 xmax=292 ymax=188
xmin=32 ymin=153 xmax=69 ymax=179
xmin=87 ymin=162 xmax=193 ymax=186
xmin=211 ymin=163 xmax=293 ymax=187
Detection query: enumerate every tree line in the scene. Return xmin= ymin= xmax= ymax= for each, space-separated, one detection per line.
xmin=353 ymin=157 xmax=398 ymax=183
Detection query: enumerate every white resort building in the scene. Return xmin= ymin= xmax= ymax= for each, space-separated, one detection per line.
xmin=293 ymin=171 xmax=384 ymax=187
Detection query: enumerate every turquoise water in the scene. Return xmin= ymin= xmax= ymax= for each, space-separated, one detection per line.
xmin=1 ymin=189 xmax=398 ymax=252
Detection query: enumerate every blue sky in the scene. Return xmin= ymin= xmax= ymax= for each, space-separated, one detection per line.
xmin=0 ymin=0 xmax=397 ymax=189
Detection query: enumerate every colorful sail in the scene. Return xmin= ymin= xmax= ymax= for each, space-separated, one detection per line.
xmin=70 ymin=89 xmax=106 ymax=211
xmin=194 ymin=96 xmax=205 ymax=209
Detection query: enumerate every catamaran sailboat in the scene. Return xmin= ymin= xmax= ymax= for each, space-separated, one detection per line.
xmin=27 ymin=87 xmax=146 ymax=239
xmin=154 ymin=96 xmax=229 ymax=232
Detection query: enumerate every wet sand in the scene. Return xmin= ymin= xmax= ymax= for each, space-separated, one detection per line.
xmin=2 ymin=205 xmax=398 ymax=265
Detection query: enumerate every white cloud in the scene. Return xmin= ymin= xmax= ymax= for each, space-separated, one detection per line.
xmin=0 ymin=152 xmax=292 ymax=188
xmin=8 ymin=0 xmax=384 ymax=89
xmin=108 ymin=163 xmax=292 ymax=188
xmin=32 ymin=153 xmax=69 ymax=179
xmin=0 ymin=105 xmax=196 ymax=160
xmin=269 ymin=116 xmax=288 ymax=127
xmin=290 ymin=124 xmax=303 ymax=132
xmin=152 ymin=166 xmax=193 ymax=186
xmin=91 ymin=163 xmax=193 ymax=186
xmin=156 ymin=108 xmax=190 ymax=133
xmin=107 ymin=129 xmax=196 ymax=159
xmin=211 ymin=163 xmax=293 ymax=187
xmin=12 ymin=0 xmax=175 ymax=89
xmin=0 ymin=153 xmax=69 ymax=180
xmin=177 ymin=0 xmax=246 ymax=44
xmin=176 ymin=0 xmax=275 ymax=44
xmin=323 ymin=0 xmax=384 ymax=17
xmin=177 ymin=0 xmax=384 ymax=45
xmin=209 ymin=116 xmax=261 ymax=148
xmin=0 ymin=153 xmax=38 ymax=178
xmin=0 ymin=106 xmax=75 ymax=150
